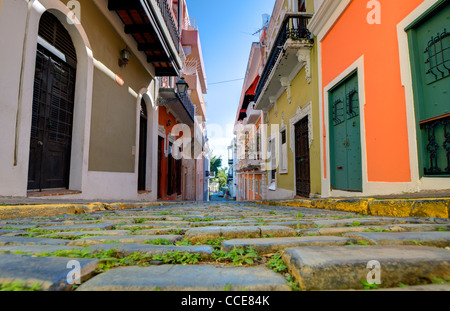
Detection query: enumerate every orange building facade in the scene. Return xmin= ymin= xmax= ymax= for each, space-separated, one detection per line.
xmin=309 ymin=0 xmax=449 ymax=197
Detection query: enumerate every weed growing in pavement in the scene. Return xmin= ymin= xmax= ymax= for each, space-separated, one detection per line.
xmin=346 ymin=221 xmax=361 ymax=227
xmin=253 ymin=218 xmax=267 ymax=225
xmin=213 ymin=247 xmax=260 ymax=266
xmin=133 ymin=218 xmax=147 ymax=224
xmin=285 ymin=274 xmax=301 ymax=291
xmin=266 ymin=253 xmax=287 ymax=273
xmin=35 ymin=248 xmax=174 ymax=271
xmin=261 ymin=234 xmax=275 ymax=238
xmin=0 ymin=282 xmax=41 ymax=291
xmin=265 ymin=252 xmax=301 ymax=291
xmin=296 ymin=213 xmax=305 ymax=229
xmin=199 ymin=237 xmax=227 ymax=249
xmin=26 ymin=228 xmax=60 ymax=237
xmin=167 ymin=229 xmax=185 ymax=235
xmin=175 ymin=238 xmax=194 ymax=246
xmin=122 ymin=226 xmax=152 ymax=232
xmin=361 ymin=279 xmax=379 ymax=290
xmin=152 ymin=251 xmax=202 ymax=265
xmin=144 ymin=238 xmax=173 ymax=245
xmin=431 ymin=276 xmax=450 ymax=284
xmin=189 ymin=217 xmax=214 ymax=222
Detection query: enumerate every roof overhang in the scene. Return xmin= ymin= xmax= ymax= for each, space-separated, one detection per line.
xmin=108 ymin=0 xmax=184 ymax=76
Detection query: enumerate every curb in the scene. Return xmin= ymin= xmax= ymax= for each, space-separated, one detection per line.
xmin=0 ymin=202 xmax=184 ymax=220
xmin=254 ymin=198 xmax=450 ymax=219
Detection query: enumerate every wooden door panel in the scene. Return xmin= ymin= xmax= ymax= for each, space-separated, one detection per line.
xmin=330 ymin=83 xmax=348 ymax=190
xmin=329 ymin=72 xmax=362 ymax=192
xmin=295 ymin=117 xmax=310 ymax=197
xmin=28 ymin=47 xmax=75 ymax=191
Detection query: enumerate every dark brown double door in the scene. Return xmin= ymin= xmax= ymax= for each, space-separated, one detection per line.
xmin=294 ymin=117 xmax=310 ymax=197
xmin=28 ymin=47 xmax=76 ymax=191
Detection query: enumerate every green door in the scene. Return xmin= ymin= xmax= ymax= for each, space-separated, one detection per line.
xmin=329 ymin=71 xmax=363 ymax=191
xmin=407 ymin=1 xmax=450 ymax=177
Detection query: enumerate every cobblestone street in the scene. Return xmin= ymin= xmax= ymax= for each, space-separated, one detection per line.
xmin=0 ymin=201 xmax=449 ymax=293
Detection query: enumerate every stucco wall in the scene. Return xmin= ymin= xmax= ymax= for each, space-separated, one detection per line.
xmin=267 ymin=44 xmax=321 ymax=196
xmin=78 ymin=0 xmax=152 ymax=173
xmin=320 ymin=0 xmax=424 ymax=183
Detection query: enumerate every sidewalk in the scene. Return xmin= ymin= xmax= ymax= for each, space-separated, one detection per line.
xmin=256 ymin=190 xmax=450 ymax=219
xmin=1 ymin=189 xmax=449 ymax=220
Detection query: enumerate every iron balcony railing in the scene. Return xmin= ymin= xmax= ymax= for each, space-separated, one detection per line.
xmin=155 ymin=0 xmax=181 ymax=54
xmin=176 ymin=92 xmax=196 ymax=122
xmin=255 ymin=14 xmax=313 ymax=102
xmin=420 ymin=114 xmax=450 ymax=176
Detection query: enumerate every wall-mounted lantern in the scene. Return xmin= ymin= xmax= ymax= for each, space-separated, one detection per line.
xmin=119 ymin=48 xmax=131 ymax=67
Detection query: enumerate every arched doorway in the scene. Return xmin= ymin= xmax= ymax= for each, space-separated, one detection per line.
xmin=28 ymin=12 xmax=77 ymax=191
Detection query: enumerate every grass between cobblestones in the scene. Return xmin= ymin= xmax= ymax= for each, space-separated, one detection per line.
xmin=8 ymin=236 xmax=300 ymax=290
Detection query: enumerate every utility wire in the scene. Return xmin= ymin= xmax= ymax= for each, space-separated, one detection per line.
xmin=208 ymin=78 xmax=244 ymax=86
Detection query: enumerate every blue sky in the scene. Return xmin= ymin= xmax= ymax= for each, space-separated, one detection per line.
xmin=186 ymin=0 xmax=275 ymax=167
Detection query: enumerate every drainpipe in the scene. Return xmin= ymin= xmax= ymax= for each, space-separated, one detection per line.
xmin=14 ymin=0 xmax=33 ymax=166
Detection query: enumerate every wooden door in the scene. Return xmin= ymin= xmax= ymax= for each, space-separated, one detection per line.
xmin=295 ymin=117 xmax=310 ymax=197
xmin=407 ymin=2 xmax=450 ymax=176
xmin=28 ymin=47 xmax=76 ymax=191
xmin=329 ymin=72 xmax=362 ymax=192
xmin=157 ymin=136 xmax=163 ymax=199
xmin=138 ymin=100 xmax=148 ymax=191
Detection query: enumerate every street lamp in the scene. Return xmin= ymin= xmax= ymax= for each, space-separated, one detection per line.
xmin=176 ymin=77 xmax=189 ymax=96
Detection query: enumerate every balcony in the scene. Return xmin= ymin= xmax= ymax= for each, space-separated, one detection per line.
xmin=245 ymin=102 xmax=261 ymax=125
xmin=158 ymin=86 xmax=196 ymax=124
xmin=237 ymin=159 xmax=263 ymax=173
xmin=108 ymin=0 xmax=184 ymax=76
xmin=419 ymin=113 xmax=450 ymax=176
xmin=255 ymin=13 xmax=314 ymax=110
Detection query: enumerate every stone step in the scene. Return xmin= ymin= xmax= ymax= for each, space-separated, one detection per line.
xmin=36 ymin=223 xmax=115 ymax=232
xmin=0 ymin=236 xmax=70 ymax=246
xmin=0 ymin=229 xmax=26 ymax=236
xmin=132 ymin=228 xmax=188 ymax=235
xmin=76 ymin=265 xmax=291 ymax=291
xmin=222 ymin=236 xmax=354 ymax=254
xmin=39 ymin=230 xmax=132 ymax=238
xmin=0 ymin=245 xmax=83 ymax=255
xmin=282 ymin=245 xmax=450 ymax=291
xmin=311 ymin=218 xmax=405 ymax=228
xmin=68 ymin=235 xmax=183 ymax=247
xmin=302 ymin=224 xmax=450 ymax=236
xmin=87 ymin=243 xmax=214 ymax=259
xmin=0 ymin=253 xmax=98 ymax=291
xmin=116 ymin=224 xmax=190 ymax=230
xmin=185 ymin=226 xmax=296 ymax=243
xmin=343 ymin=231 xmax=450 ymax=247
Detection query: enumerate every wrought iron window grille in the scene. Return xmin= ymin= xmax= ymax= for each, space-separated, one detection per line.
xmin=420 ymin=114 xmax=450 ymax=176
xmin=424 ymin=28 xmax=449 ymax=84
xmin=332 ymin=98 xmax=345 ymax=126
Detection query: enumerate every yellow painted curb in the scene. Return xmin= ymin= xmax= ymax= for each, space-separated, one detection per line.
xmin=0 ymin=202 xmax=178 ymax=220
xmin=254 ymin=197 xmax=450 ymax=219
